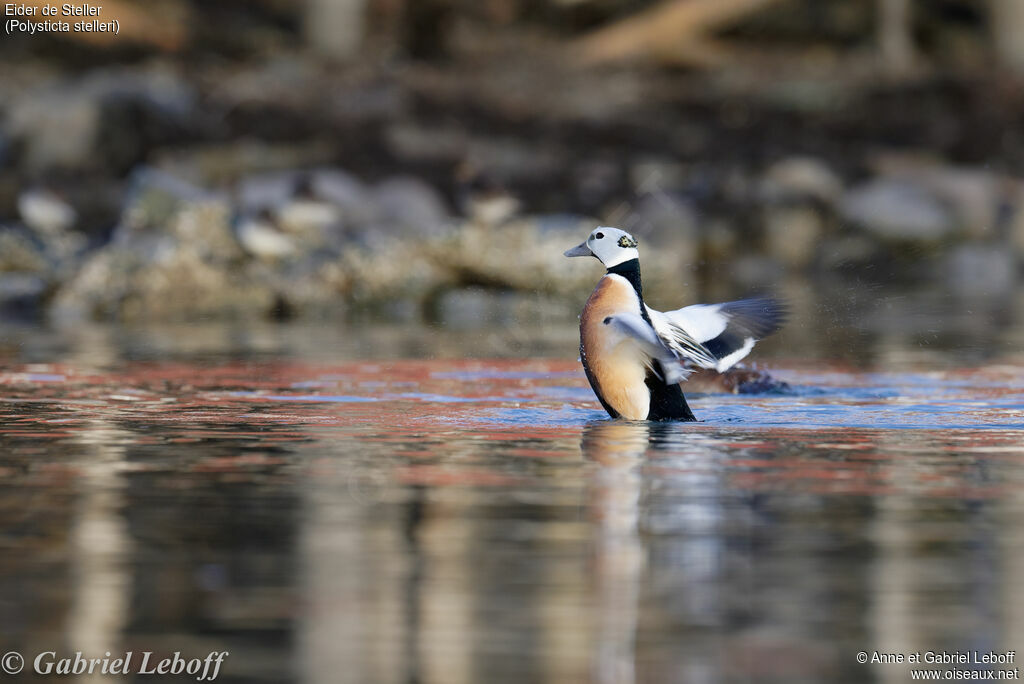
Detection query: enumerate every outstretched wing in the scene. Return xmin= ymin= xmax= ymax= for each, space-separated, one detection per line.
xmin=649 ymin=297 xmax=787 ymax=372
xmin=601 ymin=313 xmax=696 ymax=385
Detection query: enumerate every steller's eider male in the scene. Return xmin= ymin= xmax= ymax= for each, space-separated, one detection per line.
xmin=565 ymin=226 xmax=785 ymax=421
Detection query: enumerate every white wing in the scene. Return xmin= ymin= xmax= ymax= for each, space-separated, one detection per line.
xmin=649 ymin=297 xmax=786 ymax=373
xmin=601 ymin=313 xmax=695 ymax=385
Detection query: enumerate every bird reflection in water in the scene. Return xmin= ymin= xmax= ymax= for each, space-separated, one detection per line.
xmin=581 ymin=420 xmax=651 ymax=684
xmin=581 ymin=420 xmax=732 ymax=684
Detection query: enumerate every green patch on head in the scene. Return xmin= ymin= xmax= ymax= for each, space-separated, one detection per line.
xmin=618 ymin=235 xmax=638 ymax=248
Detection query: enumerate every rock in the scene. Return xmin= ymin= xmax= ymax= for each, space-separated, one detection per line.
xmin=916 ymin=167 xmax=999 ymax=239
xmin=762 ymin=204 xmax=823 ymax=268
xmin=422 ymin=214 xmax=702 ymax=304
xmin=17 ymin=188 xmax=77 ymax=236
xmin=50 ymin=249 xmax=132 ymax=322
xmin=237 ymin=169 xmax=374 ymax=249
xmin=171 ymin=201 xmax=243 ymax=263
xmin=0 ymin=220 xmax=83 ymax=303
xmin=335 ymin=236 xmax=446 ymax=304
xmin=426 ymin=218 xmax=595 ymax=295
xmin=462 ymin=190 xmax=520 ymax=229
xmin=868 ymin=157 xmax=1002 ymax=239
xmin=840 ymin=178 xmax=955 ymax=242
xmin=116 ymin=167 xmax=213 ymax=242
xmin=235 ymin=173 xmax=302 ymax=211
xmin=51 ymin=243 xmax=276 ymax=323
xmin=235 ymin=211 xmax=299 ymax=261
xmin=243 ymin=257 xmax=349 ymax=318
xmin=124 ymin=248 xmax=273 ymax=320
xmin=0 ymin=274 xmax=49 ymax=314
xmin=275 ymin=194 xmax=344 ymax=250
xmin=238 ymin=170 xmax=369 ymax=217
xmin=760 ymin=157 xmax=844 ymax=205
xmin=371 ymin=176 xmax=451 ymax=240
xmin=866 ymin=155 xmax=1004 ymax=238
xmin=943 ymin=244 xmax=1017 ymax=297
xmin=0 ymin=227 xmax=49 ymax=275
xmin=51 ymin=180 xmax=271 ymax=322
xmin=49 ymin=166 xmax=459 ymax=321
xmin=310 ymin=170 xmax=376 ymax=227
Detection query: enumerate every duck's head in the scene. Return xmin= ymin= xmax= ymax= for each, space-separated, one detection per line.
xmin=564 ymin=226 xmax=639 ymax=268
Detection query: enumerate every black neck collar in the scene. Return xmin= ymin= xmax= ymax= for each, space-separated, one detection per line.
xmin=607 ymin=258 xmax=653 ymax=325
xmin=606 ymin=258 xmax=643 ymax=299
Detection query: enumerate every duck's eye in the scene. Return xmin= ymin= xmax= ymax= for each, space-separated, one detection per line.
xmin=594 ymin=232 xmax=605 ymax=240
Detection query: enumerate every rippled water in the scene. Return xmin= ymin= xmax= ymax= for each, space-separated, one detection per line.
xmin=1 ymin=323 xmax=1023 ymax=683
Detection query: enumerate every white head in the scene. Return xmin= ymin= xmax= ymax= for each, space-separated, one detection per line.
xmin=563 ymin=226 xmax=639 ymax=268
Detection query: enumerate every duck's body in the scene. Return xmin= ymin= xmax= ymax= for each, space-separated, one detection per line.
xmin=567 ymin=227 xmax=784 ymax=422
xmin=579 ymin=264 xmax=695 ymax=421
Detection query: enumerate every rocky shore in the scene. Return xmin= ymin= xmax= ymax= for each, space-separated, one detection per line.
xmin=3 ymin=147 xmax=1022 ymax=324
xmin=3 ymin=43 xmax=1024 ymax=324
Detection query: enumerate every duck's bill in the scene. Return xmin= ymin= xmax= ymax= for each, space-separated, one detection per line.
xmin=564 ymin=242 xmax=592 ymax=257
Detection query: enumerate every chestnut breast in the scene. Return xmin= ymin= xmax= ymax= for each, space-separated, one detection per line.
xmin=580 ymin=274 xmax=650 ymax=420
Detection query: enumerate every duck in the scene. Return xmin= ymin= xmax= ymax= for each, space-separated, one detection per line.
xmin=565 ymin=226 xmax=785 ymax=422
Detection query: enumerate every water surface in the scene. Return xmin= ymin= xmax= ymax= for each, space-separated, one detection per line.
xmin=1 ymin=324 xmax=1023 ymax=684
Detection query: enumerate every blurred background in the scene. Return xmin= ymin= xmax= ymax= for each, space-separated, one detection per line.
xmin=1 ymin=0 xmax=1023 ymax=364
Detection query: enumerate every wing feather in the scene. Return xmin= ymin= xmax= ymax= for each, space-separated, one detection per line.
xmin=602 ymin=313 xmax=696 ymax=385
xmin=650 ymin=297 xmax=787 ymax=372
